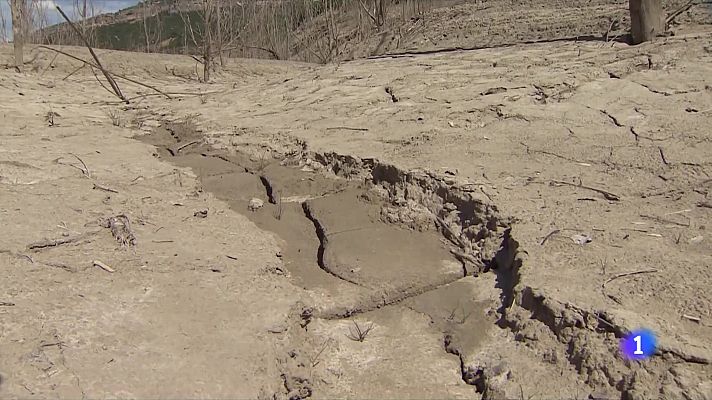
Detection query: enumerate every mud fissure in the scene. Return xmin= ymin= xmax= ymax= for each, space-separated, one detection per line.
xmin=300 ymin=201 xmax=363 ymax=287
xmin=260 ymin=175 xmax=277 ymax=204
xmin=137 ymin=121 xmax=521 ymax=392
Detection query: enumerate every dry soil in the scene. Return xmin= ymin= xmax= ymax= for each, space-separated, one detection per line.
xmin=1 ymin=4 xmax=712 ymax=400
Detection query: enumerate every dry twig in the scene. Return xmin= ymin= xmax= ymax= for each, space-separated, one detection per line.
xmin=70 ymin=153 xmax=90 ymax=177
xmin=325 ymin=126 xmax=369 ymax=131
xmin=93 ymin=260 xmax=115 ymax=273
xmin=540 ymin=229 xmax=561 ymax=246
xmin=167 ymin=140 xmax=200 ymax=156
xmin=640 ymin=213 xmax=689 ymax=227
xmin=27 ymin=231 xmax=98 ymax=250
xmin=682 ymin=314 xmax=701 ymax=323
xmin=93 ymin=183 xmax=118 ymax=193
xmin=310 ymin=339 xmax=331 ymax=367
xmin=43 ymin=261 xmax=76 ymax=272
xmin=603 ymin=269 xmax=658 ymax=288
xmin=550 ymin=180 xmax=620 ymax=201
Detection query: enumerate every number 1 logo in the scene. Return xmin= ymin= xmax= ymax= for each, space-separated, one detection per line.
xmin=633 ymin=335 xmax=644 ymax=355
xmin=621 ymin=329 xmax=657 ymax=360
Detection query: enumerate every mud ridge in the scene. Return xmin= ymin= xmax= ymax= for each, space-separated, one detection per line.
xmin=502 ymin=282 xmax=711 ymax=395
xmin=444 ymin=334 xmax=485 ymax=391
xmin=301 ymin=148 xmax=712 ymax=397
xmin=308 ymin=151 xmax=509 ymax=267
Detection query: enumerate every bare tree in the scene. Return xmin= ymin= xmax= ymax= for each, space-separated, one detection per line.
xmin=202 ymin=0 xmax=212 ymax=82
xmin=629 ymin=0 xmax=664 ymax=44
xmin=359 ymin=0 xmax=387 ymax=29
xmin=0 ymin=4 xmax=8 ymax=43
xmin=141 ymin=0 xmax=162 ymax=53
xmin=309 ymin=0 xmax=345 ymax=63
xmin=10 ymin=0 xmax=25 ymax=71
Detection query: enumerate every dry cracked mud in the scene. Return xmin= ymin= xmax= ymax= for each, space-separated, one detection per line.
xmin=2 ymin=11 xmax=712 ymax=400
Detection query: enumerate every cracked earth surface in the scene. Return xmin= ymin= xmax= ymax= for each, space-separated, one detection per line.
xmin=1 ymin=24 xmax=712 ymax=400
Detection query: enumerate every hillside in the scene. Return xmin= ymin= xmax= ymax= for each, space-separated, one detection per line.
xmin=40 ymin=0 xmax=712 ymax=62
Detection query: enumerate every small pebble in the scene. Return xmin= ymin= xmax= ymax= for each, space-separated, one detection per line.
xmin=248 ymin=198 xmax=264 ymax=211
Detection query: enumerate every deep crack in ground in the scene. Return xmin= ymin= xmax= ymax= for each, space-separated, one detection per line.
xmin=135 ymin=120 xmax=700 ymax=399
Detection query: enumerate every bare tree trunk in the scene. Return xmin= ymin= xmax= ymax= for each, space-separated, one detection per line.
xmin=142 ymin=2 xmax=151 ymax=52
xmin=629 ymin=0 xmax=664 ymax=44
xmin=216 ymin=3 xmax=223 ymax=66
xmin=0 ymin=5 xmax=8 ymax=43
xmin=11 ymin=0 xmax=24 ymax=71
xmin=203 ymin=0 xmax=212 ymax=82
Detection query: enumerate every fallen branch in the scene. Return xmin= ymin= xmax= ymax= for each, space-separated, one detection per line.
xmin=540 ymin=229 xmax=561 ymax=245
xmin=682 ymin=314 xmax=701 ymax=323
xmin=37 ymin=46 xmax=172 ymax=100
xmin=62 ymin=63 xmax=86 ymax=80
xmin=93 ymin=183 xmax=118 ymax=193
xmin=603 ymin=269 xmax=658 ymax=288
xmin=27 ymin=231 xmax=98 ymax=250
xmin=640 ymin=213 xmax=689 ymax=227
xmin=550 ymin=180 xmax=620 ymax=201
xmin=1 ymin=249 xmax=34 ymax=263
xmin=93 ymin=260 xmax=115 ymax=273
xmin=70 ymin=153 xmax=90 ymax=177
xmin=56 ymin=6 xmax=127 ymax=104
xmin=326 ymin=126 xmax=369 ymax=131
xmin=43 ymin=261 xmax=76 ymax=272
xmin=167 ymin=140 xmax=200 ymax=156
xmin=666 ymin=0 xmax=696 ymax=27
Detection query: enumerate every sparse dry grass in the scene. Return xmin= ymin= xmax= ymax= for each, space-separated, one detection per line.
xmin=107 ymin=109 xmax=121 ymax=126
xmin=346 ymin=320 xmax=374 ymax=342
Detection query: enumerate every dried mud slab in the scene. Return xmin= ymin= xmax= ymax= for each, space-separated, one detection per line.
xmin=134 ymin=121 xmax=520 ymax=397
xmin=305 ymin=189 xmax=463 ymax=290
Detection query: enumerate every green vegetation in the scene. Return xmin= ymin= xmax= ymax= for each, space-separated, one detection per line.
xmin=92 ymin=10 xmax=204 ymax=52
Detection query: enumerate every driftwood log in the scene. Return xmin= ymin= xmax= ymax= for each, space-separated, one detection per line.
xmin=629 ymin=0 xmax=665 ymax=44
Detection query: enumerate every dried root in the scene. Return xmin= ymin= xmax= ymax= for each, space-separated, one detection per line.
xmin=103 ymin=214 xmax=136 ymax=247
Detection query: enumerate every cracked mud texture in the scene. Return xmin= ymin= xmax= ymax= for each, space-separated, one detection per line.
xmin=140 ymin=122 xmax=502 ymax=323
xmin=2 ymin=7 xmax=712 ymax=400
